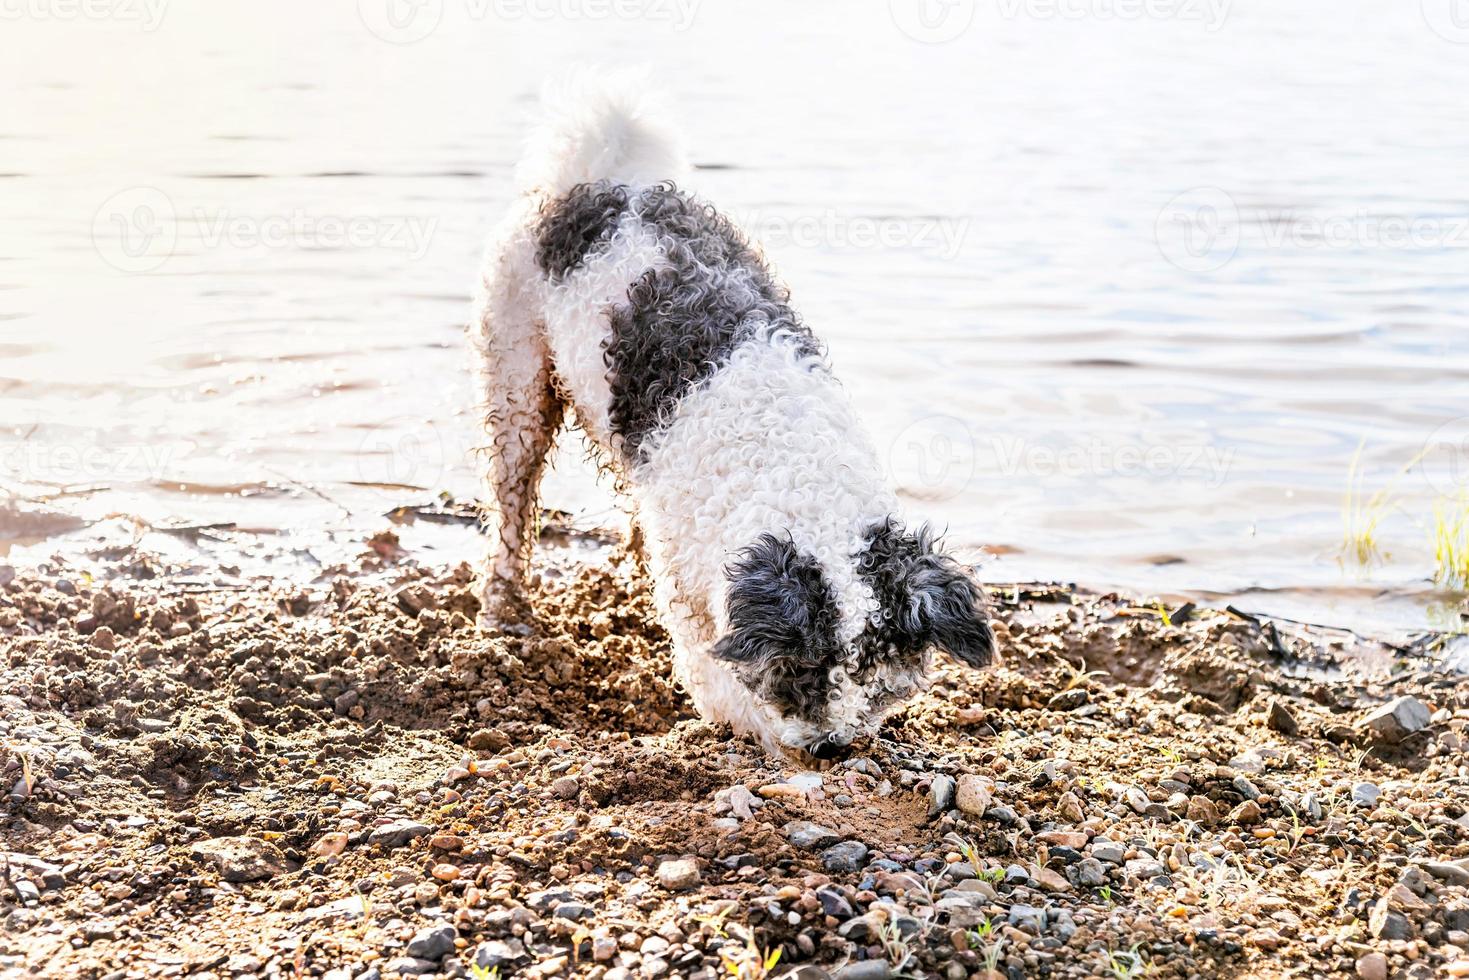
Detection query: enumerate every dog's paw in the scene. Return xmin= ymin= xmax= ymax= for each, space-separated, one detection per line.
xmin=475 ymin=597 xmax=534 ymax=636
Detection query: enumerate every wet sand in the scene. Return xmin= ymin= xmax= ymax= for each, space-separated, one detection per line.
xmin=4 ymin=518 xmax=1469 ymax=979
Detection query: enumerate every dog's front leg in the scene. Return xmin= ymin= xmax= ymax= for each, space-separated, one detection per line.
xmin=471 ymin=220 xmax=563 ymax=630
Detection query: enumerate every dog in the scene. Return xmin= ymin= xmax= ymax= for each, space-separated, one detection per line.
xmin=470 ymin=76 xmax=995 ymax=760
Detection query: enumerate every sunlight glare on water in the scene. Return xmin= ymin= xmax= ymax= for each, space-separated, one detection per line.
xmin=2 ymin=0 xmax=1468 ymax=633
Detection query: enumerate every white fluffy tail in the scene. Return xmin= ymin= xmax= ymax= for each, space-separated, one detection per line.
xmin=516 ymin=70 xmax=688 ymax=198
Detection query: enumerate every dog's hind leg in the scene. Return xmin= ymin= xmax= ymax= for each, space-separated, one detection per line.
xmin=470 ymin=207 xmax=564 ymax=628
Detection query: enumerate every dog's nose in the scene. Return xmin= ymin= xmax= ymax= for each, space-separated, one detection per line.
xmin=808 ymin=732 xmax=853 ymax=760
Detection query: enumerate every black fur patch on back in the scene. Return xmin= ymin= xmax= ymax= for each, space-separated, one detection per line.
xmin=712 ymin=533 xmax=843 ymax=722
xmin=855 ymin=519 xmax=994 ymax=669
xmin=533 ymin=180 xmax=632 ymax=279
xmin=604 ymin=182 xmax=824 ymax=463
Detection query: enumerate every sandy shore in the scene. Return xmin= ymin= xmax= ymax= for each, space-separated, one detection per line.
xmin=3 ymin=520 xmax=1469 ymax=980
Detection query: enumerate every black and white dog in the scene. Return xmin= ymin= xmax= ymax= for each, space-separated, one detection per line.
xmin=471 ymin=77 xmax=994 ymax=759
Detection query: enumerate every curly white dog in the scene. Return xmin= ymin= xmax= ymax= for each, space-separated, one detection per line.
xmin=471 ymin=76 xmax=994 ymax=759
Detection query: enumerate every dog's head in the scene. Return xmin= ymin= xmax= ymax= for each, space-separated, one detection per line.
xmin=712 ymin=519 xmax=994 ymax=759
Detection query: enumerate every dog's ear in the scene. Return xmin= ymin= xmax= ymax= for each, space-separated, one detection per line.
xmin=904 ymin=557 xmax=995 ymax=668
xmin=713 ymin=533 xmax=838 ymax=670
xmin=859 ymin=519 xmax=995 ymax=669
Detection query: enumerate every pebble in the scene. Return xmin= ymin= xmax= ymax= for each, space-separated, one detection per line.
xmin=821 ymin=841 xmax=869 ymax=873
xmin=834 ymin=961 xmax=892 ymax=980
xmin=656 ymin=858 xmax=700 ymax=890
xmin=382 ymin=958 xmax=436 ymax=975
xmin=312 ymin=832 xmax=348 ymax=858
xmin=816 ymin=887 xmax=855 ymax=918
xmin=1360 ymin=695 xmax=1430 ymax=743
xmin=1352 ymin=782 xmax=1382 ymax=807
xmin=551 ymin=776 xmax=579 ymax=799
xmin=368 ymin=819 xmax=431 ymax=849
xmin=1369 ymin=899 xmax=1413 ymax=941
xmin=1033 ymin=866 xmax=1072 ymax=893
xmin=1035 ymin=830 xmax=1087 ymax=849
xmin=1230 ymin=800 xmax=1263 ymax=824
xmin=784 ymin=820 xmax=841 ymax=850
xmin=473 ymin=940 xmax=523 ymax=969
xmin=189 ymin=836 xmax=286 ymax=882
xmin=1092 ymin=841 xmax=1125 ymax=865
xmin=927 ymin=774 xmax=955 ymax=817
xmin=1070 ymin=857 xmax=1108 ymax=888
xmin=1354 ymin=952 xmax=1387 ymax=980
xmin=431 ymin=863 xmax=459 ymax=882
xmin=955 ymin=774 xmax=992 ymax=816
xmin=1267 ymin=699 xmax=1300 ymax=736
xmin=405 ymin=924 xmax=456 ymax=960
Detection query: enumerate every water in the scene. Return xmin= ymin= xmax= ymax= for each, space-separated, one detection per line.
xmin=3 ymin=0 xmax=1468 ymax=635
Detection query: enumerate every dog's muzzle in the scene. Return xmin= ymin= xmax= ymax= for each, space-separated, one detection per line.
xmin=807 ymin=731 xmax=854 ymax=761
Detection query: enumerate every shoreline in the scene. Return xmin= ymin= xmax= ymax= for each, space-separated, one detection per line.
xmin=4 ymin=518 xmax=1469 ymax=978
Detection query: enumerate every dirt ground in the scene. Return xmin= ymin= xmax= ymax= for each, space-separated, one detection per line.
xmin=3 ymin=519 xmax=1469 ymax=980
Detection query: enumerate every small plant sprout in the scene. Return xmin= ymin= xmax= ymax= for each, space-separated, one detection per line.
xmin=468 ymin=965 xmax=499 ymax=980
xmin=1060 ymin=656 xmax=1106 ymax=690
xmin=1154 ymin=602 xmax=1173 ymax=628
xmin=1106 ymin=944 xmax=1151 ymax=979
xmin=876 ymin=918 xmax=916 ymax=974
xmin=718 ymin=931 xmax=782 ymax=980
xmin=1339 ymin=440 xmax=1429 ymax=568
xmin=20 ymin=752 xmax=36 ymax=796
xmin=1432 ymin=493 xmax=1469 ymax=588
xmin=1157 ymin=744 xmax=1183 ymax=765
xmin=1098 ymin=885 xmax=1114 ymax=904
xmin=967 ymin=917 xmax=1005 ymax=975
xmin=945 ymin=833 xmax=984 ymax=878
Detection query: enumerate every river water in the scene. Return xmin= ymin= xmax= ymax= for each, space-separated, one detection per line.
xmin=3 ymin=0 xmax=1468 ymax=635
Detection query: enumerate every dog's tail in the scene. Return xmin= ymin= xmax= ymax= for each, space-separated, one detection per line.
xmin=515 ymin=69 xmax=688 ymax=199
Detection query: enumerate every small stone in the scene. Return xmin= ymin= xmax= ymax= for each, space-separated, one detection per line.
xmin=1047 ymin=689 xmax=1088 ymax=711
xmin=369 ymin=819 xmax=431 ymax=849
xmin=1424 ymin=862 xmax=1469 ymax=887
xmin=1032 ymin=866 xmax=1072 ymax=893
xmin=553 ymin=901 xmax=594 ymax=920
xmin=1186 ymin=796 xmax=1219 ymax=825
xmin=784 ymin=820 xmax=841 ymax=849
xmin=954 ymin=775 xmax=992 ymax=817
xmin=727 ymin=784 xmax=757 ymax=819
xmin=1232 ymin=775 xmax=1261 ymax=801
xmin=1360 ymin=695 xmax=1430 ymax=744
xmin=928 ymin=774 xmax=955 ymax=817
xmin=312 ymin=832 xmax=349 ymax=858
xmin=821 ymin=840 xmax=869 ymax=873
xmin=1352 ymin=782 xmax=1381 ymax=808
xmin=1355 ymin=952 xmax=1387 ymax=980
xmin=406 ymin=924 xmax=456 ymax=960
xmin=1124 ymin=787 xmax=1151 ymax=814
xmin=189 ymin=836 xmax=286 ymax=882
xmin=431 ymin=864 xmax=460 ymax=882
xmin=1070 ymin=858 xmax=1108 ymax=888
xmin=1055 ymin=791 xmax=1085 ymax=824
xmin=1369 ymin=899 xmax=1413 ymax=941
xmin=816 ymin=886 xmax=855 ymax=918
xmin=1267 ymin=700 xmax=1300 ymax=736
xmin=1035 ymin=830 xmax=1087 ymax=849
xmin=656 ymin=858 xmax=700 ymax=890
xmin=591 ymin=935 xmax=618 ymax=962
xmin=1092 ymin=841 xmax=1125 ymax=865
xmin=0 ymin=565 xmax=13 ymax=587
xmin=834 ymin=961 xmax=892 ymax=980
xmin=383 ymin=958 xmax=436 ymax=976
xmin=473 ymin=940 xmax=523 ymax=970
xmin=1230 ymin=800 xmax=1263 ymax=824
xmin=551 ymin=776 xmax=579 ymax=800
